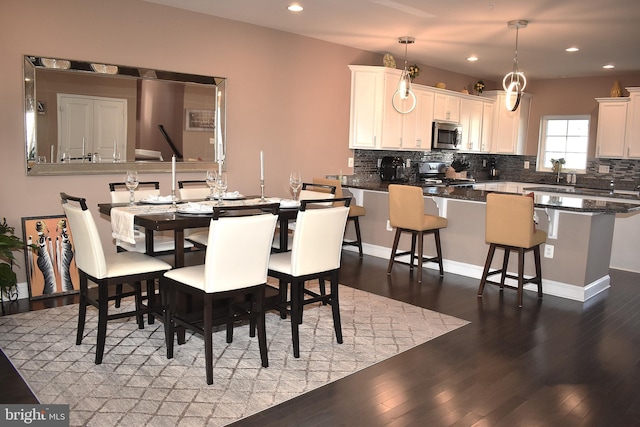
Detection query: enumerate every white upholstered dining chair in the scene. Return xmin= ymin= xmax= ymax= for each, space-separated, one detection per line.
xmin=161 ymin=204 xmax=279 ymax=385
xmin=267 ymin=197 xmax=350 ymax=358
xmin=60 ymin=192 xmax=172 ymax=364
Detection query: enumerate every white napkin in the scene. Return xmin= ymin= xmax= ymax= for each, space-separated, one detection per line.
xmin=223 ymin=191 xmax=241 ymax=198
xmin=143 ymin=195 xmax=173 ymax=203
xmin=111 ymin=207 xmax=137 ymax=244
xmin=279 ymin=199 xmax=300 ymax=208
xmin=181 ymin=202 xmax=214 ymax=213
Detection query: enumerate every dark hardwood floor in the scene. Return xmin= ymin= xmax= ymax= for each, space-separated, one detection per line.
xmin=2 ymin=252 xmax=640 ymax=426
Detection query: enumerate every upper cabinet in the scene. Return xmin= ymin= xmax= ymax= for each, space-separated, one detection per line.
xmin=348 ymin=65 xmax=434 ymax=150
xmin=348 ymin=65 xmax=502 ymax=152
xmin=598 ymin=87 xmax=640 ymax=159
xmin=482 ymin=90 xmax=532 ymax=154
xmin=433 ymin=91 xmax=461 ymax=122
xmin=459 ymin=96 xmax=493 ymax=152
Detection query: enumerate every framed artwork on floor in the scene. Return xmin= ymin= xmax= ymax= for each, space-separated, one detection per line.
xmin=21 ymin=215 xmax=79 ymax=300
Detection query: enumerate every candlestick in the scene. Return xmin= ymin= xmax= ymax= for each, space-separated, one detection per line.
xmin=171 ymin=155 xmax=176 ymax=192
xmin=218 ymin=160 xmax=222 ymax=176
xmin=260 ymin=150 xmax=264 ymax=181
xmin=51 ymin=145 xmax=54 ymax=163
xmin=260 ymin=179 xmax=266 ymax=202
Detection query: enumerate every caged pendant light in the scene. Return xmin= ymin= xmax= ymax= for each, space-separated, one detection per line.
xmin=502 ymin=20 xmax=528 ymax=112
xmin=392 ymin=36 xmax=417 ymax=114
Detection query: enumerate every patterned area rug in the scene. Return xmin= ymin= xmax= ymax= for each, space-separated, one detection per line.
xmin=0 ymin=285 xmax=469 ymax=426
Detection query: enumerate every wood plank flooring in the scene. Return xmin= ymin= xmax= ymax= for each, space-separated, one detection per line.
xmin=2 ymin=252 xmax=640 ymax=426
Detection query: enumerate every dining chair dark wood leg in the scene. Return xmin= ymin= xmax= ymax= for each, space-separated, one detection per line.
xmin=95 ymin=284 xmax=109 ymax=364
xmin=434 ymin=229 xmax=444 ymax=276
xmin=500 ymin=249 xmax=510 ymax=289
xmin=330 ymin=271 xmax=343 ymax=344
xmin=417 ymin=230 xmax=424 ymax=283
xmin=477 ymin=244 xmax=497 ymax=297
xmin=76 ymin=273 xmax=89 ymax=346
xmin=204 ymin=293 xmax=214 ymax=385
xmin=290 ymin=279 xmax=303 ymax=358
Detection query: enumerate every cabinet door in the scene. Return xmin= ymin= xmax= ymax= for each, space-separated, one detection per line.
xmin=402 ymin=88 xmax=434 ymax=150
xmin=349 ymin=69 xmax=382 ymax=149
xmin=381 ymin=73 xmax=407 ymax=149
xmin=433 ymin=93 xmax=461 ymax=122
xmin=596 ymin=99 xmax=628 ymax=158
xmin=459 ymin=98 xmax=483 ymax=151
xmin=624 ymin=89 xmax=640 ymax=158
xmin=480 ymin=102 xmax=494 ymax=152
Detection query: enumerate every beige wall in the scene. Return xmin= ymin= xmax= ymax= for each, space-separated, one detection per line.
xmin=526 ymin=75 xmax=640 ymax=156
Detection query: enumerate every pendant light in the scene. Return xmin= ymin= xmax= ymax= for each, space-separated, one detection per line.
xmin=392 ymin=36 xmax=417 ymax=114
xmin=502 ymin=20 xmax=528 ymax=112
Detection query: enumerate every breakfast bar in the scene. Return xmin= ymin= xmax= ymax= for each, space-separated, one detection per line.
xmin=343 ymin=183 xmax=640 ymax=302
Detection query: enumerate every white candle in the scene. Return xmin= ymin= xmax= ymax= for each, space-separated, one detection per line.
xmin=51 ymin=145 xmax=54 ymax=163
xmin=260 ymin=150 xmax=264 ymax=181
xmin=171 ymin=155 xmax=176 ymax=192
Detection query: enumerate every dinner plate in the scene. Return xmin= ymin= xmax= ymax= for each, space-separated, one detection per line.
xmin=176 ymin=203 xmax=214 ymax=214
xmin=139 ymin=196 xmax=175 ymax=204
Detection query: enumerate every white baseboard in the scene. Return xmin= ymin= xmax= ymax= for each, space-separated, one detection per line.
xmin=357 ymin=243 xmax=609 ymax=303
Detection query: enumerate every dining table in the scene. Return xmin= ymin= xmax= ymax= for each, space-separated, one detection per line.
xmin=98 ymin=197 xmax=299 ymax=267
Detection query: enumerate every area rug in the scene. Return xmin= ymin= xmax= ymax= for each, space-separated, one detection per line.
xmin=0 ymin=285 xmax=469 ymax=426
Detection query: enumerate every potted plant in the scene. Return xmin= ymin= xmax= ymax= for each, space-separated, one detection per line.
xmin=0 ymin=217 xmax=29 ymax=307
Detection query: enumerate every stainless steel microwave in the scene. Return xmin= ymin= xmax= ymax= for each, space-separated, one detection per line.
xmin=432 ymin=121 xmax=462 ymax=150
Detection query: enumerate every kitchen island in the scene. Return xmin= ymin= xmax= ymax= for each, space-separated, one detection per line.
xmin=342 ymin=183 xmax=640 ymax=302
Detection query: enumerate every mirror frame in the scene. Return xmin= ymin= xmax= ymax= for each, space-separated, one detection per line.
xmin=24 ymin=55 xmax=226 ymax=176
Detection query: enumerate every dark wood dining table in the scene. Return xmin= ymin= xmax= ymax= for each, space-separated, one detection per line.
xmin=98 ymin=198 xmax=298 ymax=267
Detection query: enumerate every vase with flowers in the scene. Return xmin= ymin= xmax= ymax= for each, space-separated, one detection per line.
xmin=408 ymin=64 xmax=420 ymax=81
xmin=474 ymin=80 xmax=485 ymax=95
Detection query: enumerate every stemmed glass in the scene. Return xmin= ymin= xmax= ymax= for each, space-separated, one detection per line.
xmin=290 ymin=171 xmax=302 ymax=201
xmin=215 ymin=173 xmax=228 ymax=205
xmin=206 ymin=170 xmax=218 ymax=200
xmin=125 ymin=170 xmax=139 ymax=206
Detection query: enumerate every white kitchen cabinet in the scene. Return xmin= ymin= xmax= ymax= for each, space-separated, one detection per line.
xmin=480 ymin=102 xmax=494 ymax=152
xmin=596 ymin=97 xmax=629 ymax=158
xmin=482 ymin=91 xmax=532 ymax=154
xmin=399 ymin=87 xmax=434 ymax=150
xmin=459 ymin=97 xmax=484 ymax=152
xmin=433 ymin=91 xmax=461 ymax=122
xmin=623 ymin=87 xmax=640 ymax=158
xmin=348 ymin=65 xmax=433 ymax=150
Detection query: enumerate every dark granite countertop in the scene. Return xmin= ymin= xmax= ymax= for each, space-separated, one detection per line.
xmin=345 ymin=182 xmax=640 ymax=214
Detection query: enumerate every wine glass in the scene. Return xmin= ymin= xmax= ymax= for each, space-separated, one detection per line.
xmin=216 ymin=173 xmax=228 ymax=205
xmin=206 ymin=170 xmax=218 ymax=200
xmin=125 ymin=170 xmax=139 ymax=205
xmin=290 ymin=171 xmax=302 ymax=201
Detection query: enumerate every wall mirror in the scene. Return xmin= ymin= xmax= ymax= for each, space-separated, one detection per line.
xmin=24 ymin=55 xmax=226 ymax=176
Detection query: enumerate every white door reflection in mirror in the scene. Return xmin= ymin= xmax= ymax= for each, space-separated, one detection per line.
xmin=57 ymin=94 xmax=127 ymax=163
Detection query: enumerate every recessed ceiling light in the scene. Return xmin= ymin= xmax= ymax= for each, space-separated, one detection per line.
xmin=603 ymin=64 xmax=615 ymax=69
xmin=565 ymin=47 xmax=579 ymax=52
xmin=467 ymin=56 xmax=479 ymax=62
xmin=288 ymin=4 xmax=303 ymax=12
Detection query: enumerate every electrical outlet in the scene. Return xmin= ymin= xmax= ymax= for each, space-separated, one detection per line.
xmin=386 ymin=220 xmax=393 ymax=232
xmin=524 ymin=161 xmax=530 ymax=169
xmin=209 ymin=137 xmax=215 ymax=145
xmin=599 ymin=165 xmax=610 ymax=173
xmin=348 ymin=157 xmax=354 ymax=167
xmin=544 ymin=244 xmax=554 ymax=258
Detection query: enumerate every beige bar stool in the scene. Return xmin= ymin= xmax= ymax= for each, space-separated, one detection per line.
xmin=477 ymin=193 xmax=547 ymax=307
xmin=313 ymin=177 xmax=366 ymax=257
xmin=387 ymin=184 xmax=448 ymax=283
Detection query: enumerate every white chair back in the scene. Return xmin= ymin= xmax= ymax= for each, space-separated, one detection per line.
xmin=61 ymin=202 xmax=108 ymax=279
xmin=110 ymin=187 xmax=160 ymax=203
xmin=299 ymin=190 xmax=335 ymax=206
xmin=290 ymin=205 xmax=349 ymax=276
xmin=178 ymin=186 xmax=210 ymax=200
xmin=204 ymin=213 xmax=277 ymax=293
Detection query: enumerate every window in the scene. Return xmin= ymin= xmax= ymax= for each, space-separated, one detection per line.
xmin=537 ymin=115 xmax=589 ymax=172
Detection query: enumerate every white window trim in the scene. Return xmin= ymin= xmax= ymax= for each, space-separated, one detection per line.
xmin=536 ymin=114 xmax=590 ymax=173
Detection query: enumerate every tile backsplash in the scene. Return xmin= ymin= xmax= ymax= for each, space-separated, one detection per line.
xmin=353 ymin=150 xmax=640 ymax=192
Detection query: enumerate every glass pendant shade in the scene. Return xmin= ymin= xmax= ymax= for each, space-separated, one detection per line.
xmin=502 ymin=20 xmax=528 ymax=111
xmin=392 ymin=36 xmax=417 ymax=114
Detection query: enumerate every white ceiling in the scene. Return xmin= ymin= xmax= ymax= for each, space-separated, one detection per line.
xmin=144 ymin=0 xmax=640 ymax=82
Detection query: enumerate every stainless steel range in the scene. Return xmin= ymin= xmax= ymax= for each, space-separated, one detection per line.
xmin=418 ymin=161 xmax=475 ymax=187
